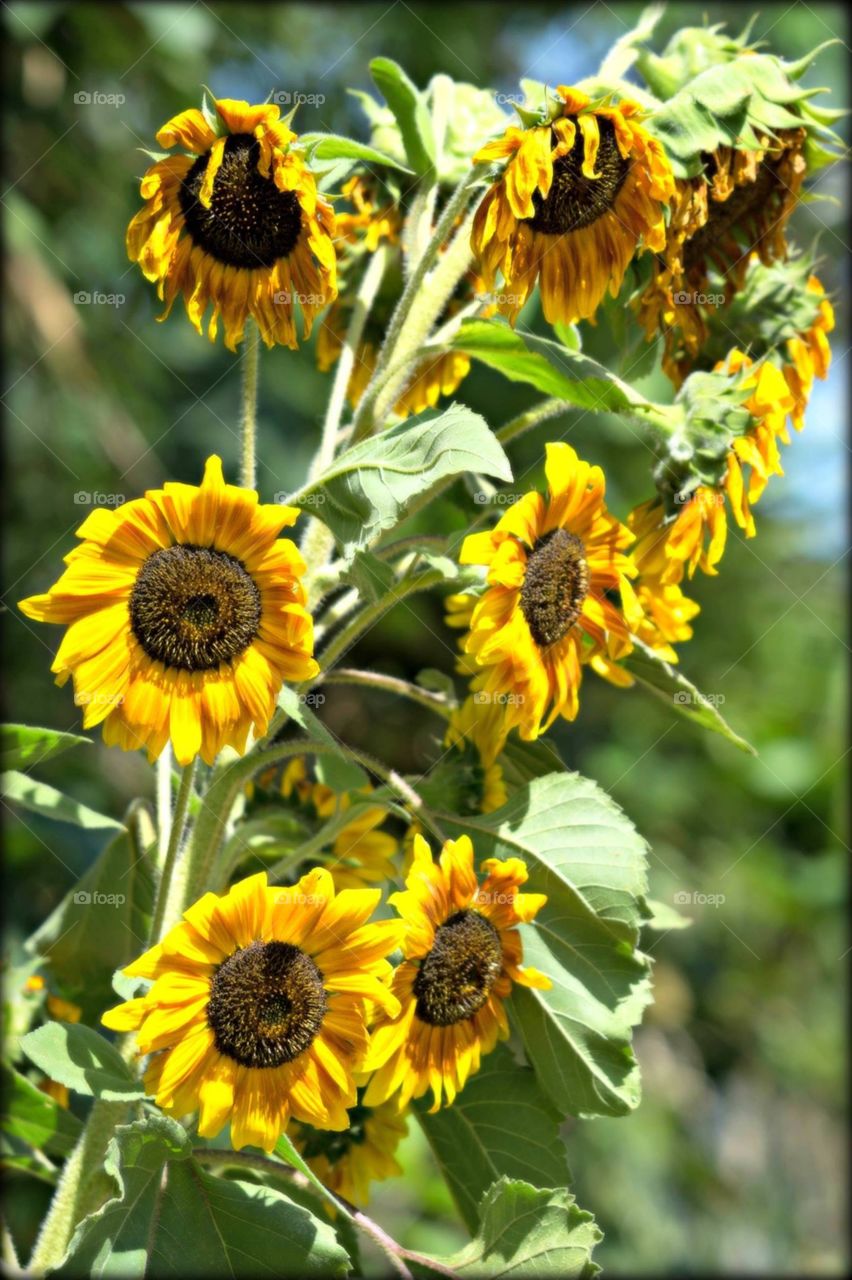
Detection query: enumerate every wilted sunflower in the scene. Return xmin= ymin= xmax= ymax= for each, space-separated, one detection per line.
xmin=637 ymin=130 xmax=807 ymax=383
xmin=361 ymin=834 xmax=549 ymax=1111
xmin=291 ymin=1092 xmax=407 ymax=1205
xmin=628 ymin=354 xmax=795 ymax=582
xmin=450 ymin=443 xmax=634 ymax=739
xmin=470 ymin=86 xmax=674 ymax=326
xmin=19 ymin=456 xmax=317 ymax=766
xmin=103 ymin=870 xmax=402 ymax=1152
xmin=128 ymin=97 xmax=336 ymax=350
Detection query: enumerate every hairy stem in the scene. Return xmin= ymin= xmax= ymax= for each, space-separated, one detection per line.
xmin=155 ymin=747 xmax=172 ymax=866
xmin=320 ymin=667 xmax=453 ymax=717
xmin=151 ymin=758 xmax=197 ymax=939
xmin=240 ymin=318 xmax=260 ymax=489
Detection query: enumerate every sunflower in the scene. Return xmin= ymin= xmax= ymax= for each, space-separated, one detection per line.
xmin=102 ymin=869 xmax=402 ymax=1152
xmin=19 ymin=456 xmax=318 ymax=766
xmin=361 ymin=834 xmax=549 ymax=1111
xmin=628 ymin=354 xmax=795 ymax=582
xmin=470 ymin=86 xmax=674 ymax=326
xmin=784 ymin=275 xmax=834 ymax=431
xmin=291 ymin=1092 xmax=408 ymax=1205
xmin=450 ymin=443 xmax=634 ymax=739
xmin=127 ymin=97 xmax=336 ymax=350
xmin=637 ymin=130 xmax=807 ymax=384
xmin=443 ymin=695 xmax=509 ymax=814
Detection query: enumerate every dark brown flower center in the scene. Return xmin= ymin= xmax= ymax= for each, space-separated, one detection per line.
xmin=413 ymin=909 xmax=503 ymax=1026
xmin=520 ymin=528 xmax=589 ymax=648
xmin=206 ymin=940 xmax=327 ymax=1068
xmin=526 ymin=117 xmax=630 ymax=235
xmin=129 ymin=544 xmax=261 ymax=672
xmin=180 ymin=133 xmax=303 ymax=269
xmin=297 ymin=1097 xmax=371 ymax=1162
xmin=683 ymin=158 xmax=788 ymax=279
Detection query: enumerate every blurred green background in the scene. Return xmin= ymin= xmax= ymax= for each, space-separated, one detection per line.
xmin=3 ymin=1 xmax=847 ymax=1273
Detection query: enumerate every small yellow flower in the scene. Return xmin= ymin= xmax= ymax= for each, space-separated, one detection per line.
xmin=784 ymin=275 xmax=834 ymax=431
xmin=19 ymin=457 xmax=317 ymax=765
xmin=362 ymin=834 xmax=549 ymax=1111
xmin=127 ymin=97 xmax=337 ymax=350
xmin=103 ymin=870 xmax=403 ymax=1152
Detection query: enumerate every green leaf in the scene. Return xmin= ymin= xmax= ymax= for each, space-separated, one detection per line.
xmin=25 ymin=831 xmax=154 ymax=1022
xmin=293 ymin=403 xmax=512 ymax=552
xmin=300 ymin=130 xmax=414 ymax=173
xmin=59 ymin=1116 xmax=349 ymax=1277
xmin=623 ymin=640 xmax=756 ymax=754
xmin=417 ymin=1044 xmax=570 ymax=1232
xmin=640 ymin=896 xmax=692 ymax=931
xmin=1 ymin=1064 xmax=83 ymax=1157
xmin=435 ymin=772 xmax=651 ymax=1117
xmin=369 ymin=57 xmax=436 ymax=177
xmin=2 ymin=771 xmax=122 ymax=832
xmin=438 ymin=1178 xmax=601 ymax=1277
xmin=18 ymin=1023 xmax=145 ymax=1101
xmin=450 ymin=319 xmax=642 ymax=415
xmin=1 ymin=724 xmax=90 ymax=772
xmin=340 ymin=548 xmax=398 ymax=603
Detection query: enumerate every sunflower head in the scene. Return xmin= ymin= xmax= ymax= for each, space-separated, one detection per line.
xmin=453 ymin=443 xmax=634 ymax=738
xmin=361 ymin=833 xmax=549 ymax=1111
xmin=470 ymin=85 xmax=674 ymax=326
xmin=19 ymin=456 xmax=318 ymax=765
xmin=128 ymin=97 xmax=337 ymax=350
xmin=102 ymin=869 xmax=403 ymax=1152
xmin=291 ymin=1092 xmax=408 ymax=1205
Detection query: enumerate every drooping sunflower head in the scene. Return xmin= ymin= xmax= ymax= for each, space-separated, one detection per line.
xmin=470 ymin=86 xmax=674 ymax=326
xmin=636 ymin=129 xmax=808 ymax=384
xmin=128 ymin=97 xmax=337 ymax=350
xmin=19 ymin=456 xmax=318 ymax=765
xmin=361 ymin=833 xmax=550 ymax=1111
xmin=102 ymin=869 xmax=403 ymax=1152
xmin=291 ymin=1092 xmax=408 ymax=1205
xmin=453 ymin=443 xmax=635 ymax=739
xmin=442 ymin=694 xmax=510 ymax=814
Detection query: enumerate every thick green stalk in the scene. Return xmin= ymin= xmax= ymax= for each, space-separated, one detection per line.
xmin=150 ymin=758 xmax=198 ymax=940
